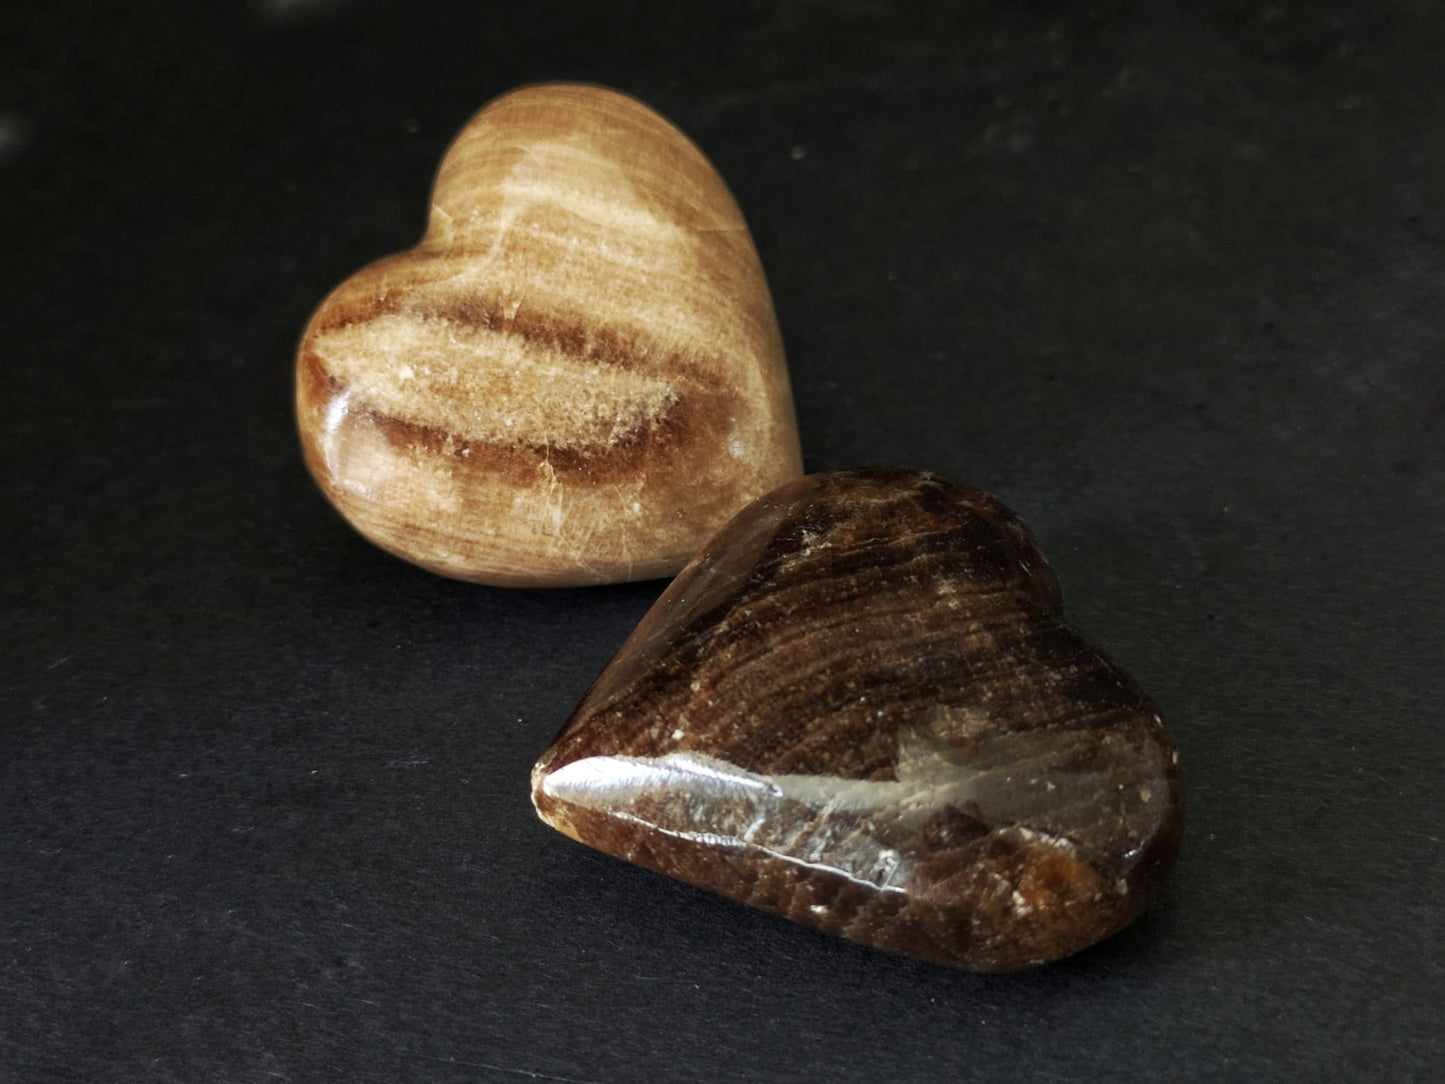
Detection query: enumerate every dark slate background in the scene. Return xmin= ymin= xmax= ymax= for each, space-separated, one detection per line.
xmin=3 ymin=2 xmax=1441 ymax=1080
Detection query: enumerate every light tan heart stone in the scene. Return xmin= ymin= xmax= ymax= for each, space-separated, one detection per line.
xmin=296 ymin=84 xmax=803 ymax=585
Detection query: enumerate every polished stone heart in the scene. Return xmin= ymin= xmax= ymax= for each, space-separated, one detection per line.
xmin=296 ymin=84 xmax=802 ymax=586
xmin=532 ymin=470 xmax=1184 ymax=971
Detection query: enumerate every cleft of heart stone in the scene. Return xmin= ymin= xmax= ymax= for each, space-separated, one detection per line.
xmin=532 ymin=469 xmax=1185 ymax=972
xmin=296 ymin=83 xmax=802 ymax=586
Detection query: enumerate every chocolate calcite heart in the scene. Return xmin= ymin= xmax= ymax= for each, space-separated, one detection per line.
xmin=532 ymin=470 xmax=1184 ymax=971
xmin=296 ymin=84 xmax=802 ymax=586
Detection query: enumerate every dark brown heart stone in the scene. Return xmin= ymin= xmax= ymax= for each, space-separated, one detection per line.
xmin=531 ymin=469 xmax=1184 ymax=971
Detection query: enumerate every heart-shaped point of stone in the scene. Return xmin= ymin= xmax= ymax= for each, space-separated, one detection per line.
xmin=532 ymin=470 xmax=1185 ymax=971
xmin=296 ymin=84 xmax=802 ymax=585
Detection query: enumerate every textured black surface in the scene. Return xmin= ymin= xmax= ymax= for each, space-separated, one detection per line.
xmin=3 ymin=2 xmax=1442 ymax=1080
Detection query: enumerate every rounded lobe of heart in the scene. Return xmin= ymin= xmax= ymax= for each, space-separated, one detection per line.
xmin=295 ymin=84 xmax=802 ymax=585
xmin=532 ymin=470 xmax=1186 ymax=972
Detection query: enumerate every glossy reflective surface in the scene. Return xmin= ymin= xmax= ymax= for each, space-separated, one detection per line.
xmin=296 ymin=83 xmax=802 ymax=585
xmin=533 ymin=470 xmax=1184 ymax=971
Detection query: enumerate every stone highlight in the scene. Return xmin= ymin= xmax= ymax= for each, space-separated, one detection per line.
xmin=532 ymin=470 xmax=1184 ymax=971
xmin=296 ymin=83 xmax=802 ymax=585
